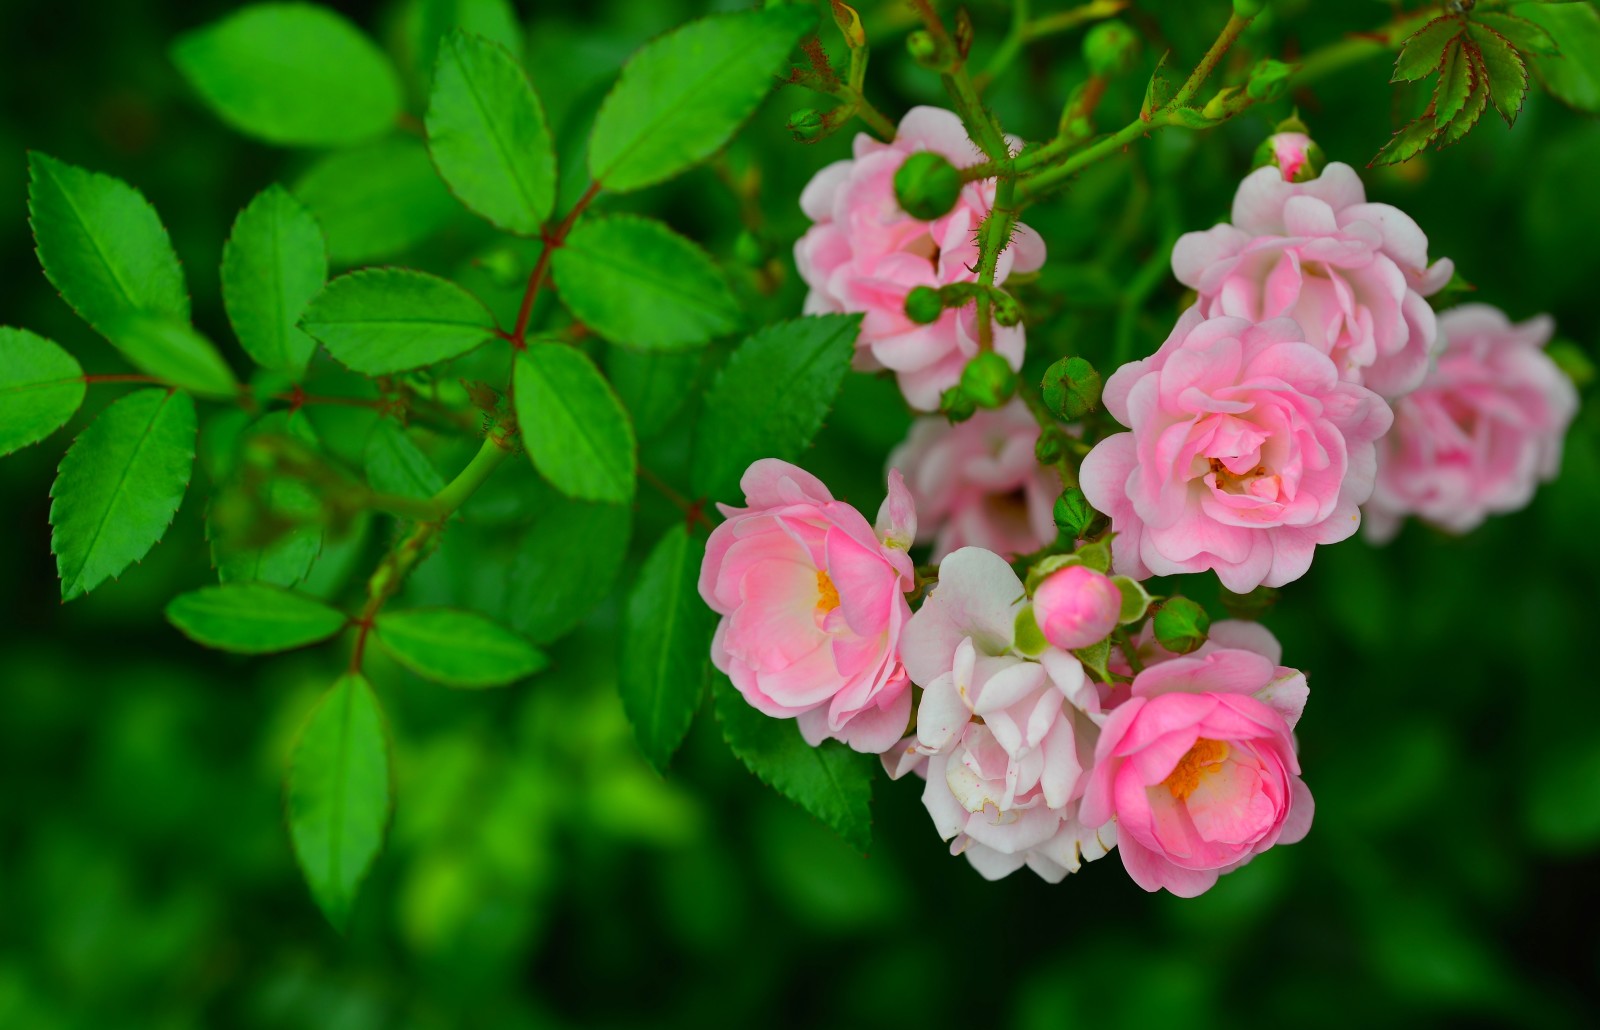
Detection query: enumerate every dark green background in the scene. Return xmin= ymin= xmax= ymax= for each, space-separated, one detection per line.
xmin=2 ymin=0 xmax=1597 ymax=1025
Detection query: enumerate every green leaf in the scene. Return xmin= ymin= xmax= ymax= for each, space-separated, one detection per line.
xmin=691 ymin=314 xmax=860 ymax=502
xmin=1434 ymin=40 xmax=1474 ymax=124
xmin=605 ymin=344 xmax=700 ymax=437
xmin=503 ymin=494 xmax=630 ymax=644
xmin=1514 ymin=1 xmax=1600 ymax=112
xmin=212 ymin=410 xmax=324 ymax=587
xmin=287 ymin=673 xmax=392 ymax=932
xmin=1441 ymin=48 xmax=1491 ymax=146
xmin=425 ymin=30 xmax=555 ymax=235
xmin=363 ymin=421 xmax=444 ymax=500
xmin=1370 ymin=116 xmax=1440 ymax=168
xmin=221 ymin=185 xmax=328 ymax=377
xmin=620 ymin=525 xmax=716 ymax=771
xmin=408 ymin=0 xmax=524 ymax=95
xmin=301 ymin=268 xmax=497 ymax=375
xmin=513 ymin=343 xmax=636 ymax=503
xmin=712 ymin=674 xmax=873 ymax=854
xmin=1471 ymin=25 xmax=1530 ymax=124
xmin=166 ymin=582 xmax=348 ymax=653
xmin=50 ymin=388 xmax=196 ymax=602
xmin=293 ymin=137 xmax=460 ymax=266
xmin=0 ymin=327 xmax=85 ymax=456
xmin=27 ymin=152 xmax=189 ymax=335
xmin=101 ymin=313 xmax=240 ymax=399
xmin=552 ymin=214 xmax=741 ymax=351
xmin=588 ymin=5 xmax=814 ymax=192
xmin=1394 ymin=16 xmax=1464 ymax=82
xmin=1475 ymin=11 xmax=1559 ymax=56
xmin=171 ymin=2 xmax=403 ymax=147
xmin=373 ymin=607 xmax=546 ymax=688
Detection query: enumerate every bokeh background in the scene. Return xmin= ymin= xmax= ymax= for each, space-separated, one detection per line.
xmin=2 ymin=0 xmax=1598 ymax=1025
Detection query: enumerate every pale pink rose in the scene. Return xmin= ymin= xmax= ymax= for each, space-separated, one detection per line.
xmin=699 ymin=459 xmax=918 ymax=753
xmin=1172 ymin=161 xmax=1453 ymax=397
xmin=1079 ymin=628 xmax=1312 ymax=897
xmin=1264 ymin=131 xmax=1315 ymax=182
xmin=1034 ymin=564 xmax=1120 ymax=651
xmin=1080 ymin=308 xmax=1393 ymax=593
xmin=1365 ymin=304 xmax=1579 ymax=541
xmin=795 ymin=106 xmax=1047 ymax=411
xmin=888 ymin=398 xmax=1059 ymax=561
xmin=885 ymin=547 xmax=1115 ymax=881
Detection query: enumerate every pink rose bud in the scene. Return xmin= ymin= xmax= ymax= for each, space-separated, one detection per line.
xmin=1264 ymin=131 xmax=1319 ymax=182
xmin=1033 ymin=564 xmax=1120 ymax=651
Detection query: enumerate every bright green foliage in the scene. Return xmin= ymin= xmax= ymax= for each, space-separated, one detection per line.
xmin=165 ymin=583 xmax=348 ymax=653
xmin=212 ymin=410 xmax=324 ymax=587
xmin=513 ymin=344 xmax=636 ymax=503
xmin=712 ymin=674 xmax=873 ymax=854
xmin=691 ymin=314 xmax=860 ymax=502
xmin=101 ymin=313 xmax=239 ymax=399
xmin=1435 ymin=39 xmax=1476 ymax=124
xmin=425 ymin=30 xmax=555 ymax=235
xmin=552 ymin=215 xmax=741 ymax=351
xmin=27 ymin=153 xmax=189 ymax=333
xmin=0 ymin=328 xmax=84 ymax=456
xmin=50 ymin=388 xmax=196 ymax=602
xmin=300 ymin=269 xmax=497 ymax=375
xmin=605 ymin=345 xmax=700 ymax=437
xmin=287 ymin=673 xmax=392 ymax=931
xmin=221 ymin=185 xmax=329 ymax=377
xmin=620 ymin=526 xmax=716 ymax=772
xmin=170 ymin=3 xmax=403 ymax=147
xmin=364 ymin=421 xmax=445 ymax=500
xmin=372 ymin=608 xmax=547 ymax=688
xmin=294 ymin=137 xmax=461 ymax=265
xmin=587 ymin=5 xmax=815 ymax=192
xmin=503 ymin=494 xmax=631 ymax=645
xmin=406 ymin=0 xmax=524 ymax=94
xmin=1392 ymin=17 xmax=1462 ymax=83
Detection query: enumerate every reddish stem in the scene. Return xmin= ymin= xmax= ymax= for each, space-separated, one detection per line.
xmin=511 ymin=181 xmax=603 ymax=346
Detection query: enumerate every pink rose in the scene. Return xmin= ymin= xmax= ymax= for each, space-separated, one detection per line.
xmin=1265 ymin=131 xmax=1316 ymax=182
xmin=699 ymin=459 xmax=918 ymax=753
xmin=1080 ymin=627 xmax=1312 ymax=897
xmin=1080 ymin=308 xmax=1393 ymax=593
xmin=794 ymin=106 xmax=1047 ymax=411
xmin=1034 ymin=564 xmax=1120 ymax=651
xmin=1365 ymin=304 xmax=1580 ymax=541
xmin=1172 ymin=161 xmax=1453 ymax=397
xmin=888 ymin=398 xmax=1059 ymax=561
xmin=885 ymin=547 xmax=1115 ymax=881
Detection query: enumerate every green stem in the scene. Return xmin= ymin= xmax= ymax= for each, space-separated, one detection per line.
xmin=1171 ymin=11 xmax=1252 ymax=108
xmin=973 ymin=173 xmax=1018 ymax=353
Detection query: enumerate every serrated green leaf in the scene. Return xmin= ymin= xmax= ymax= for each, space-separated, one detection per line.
xmin=1073 ymin=638 xmax=1114 ymax=683
xmin=605 ymin=344 xmax=701 ymax=437
xmin=373 ymin=607 xmax=546 ymax=688
xmin=0 ymin=327 xmax=84 ymax=456
xmin=301 ymin=268 xmax=497 ymax=375
xmin=50 ymin=388 xmax=196 ymax=602
xmin=620 ymin=525 xmax=716 ymax=772
xmin=221 ymin=185 xmax=328 ymax=377
xmin=588 ymin=5 xmax=814 ymax=192
xmin=1394 ymin=16 xmax=1464 ymax=82
xmin=691 ymin=314 xmax=860 ymax=502
xmin=101 ymin=312 xmax=239 ymax=399
xmin=1434 ymin=40 xmax=1474 ymax=124
xmin=426 ymin=30 xmax=555 ymax=235
xmin=27 ymin=152 xmax=189 ymax=337
xmin=171 ymin=3 xmax=403 ymax=147
xmin=363 ymin=421 xmax=445 ymax=500
xmin=712 ymin=674 xmax=873 ymax=854
xmin=1514 ymin=1 xmax=1600 ymax=112
xmin=1475 ymin=11 xmax=1559 ymax=56
xmin=212 ymin=410 xmax=324 ymax=587
xmin=503 ymin=493 xmax=631 ymax=644
xmin=552 ymin=214 xmax=741 ymax=351
xmin=1370 ymin=115 xmax=1441 ymax=168
xmin=293 ymin=137 xmax=460 ymax=266
xmin=513 ymin=343 xmax=636 ymax=503
xmin=166 ymin=582 xmax=348 ymax=653
xmin=287 ymin=673 xmax=392 ymax=932
xmin=1442 ymin=48 xmax=1491 ymax=146
xmin=1472 ymin=25 xmax=1530 ymax=124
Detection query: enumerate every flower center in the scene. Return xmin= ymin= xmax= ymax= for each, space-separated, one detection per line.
xmin=1208 ymin=457 xmax=1271 ymax=494
xmin=1163 ymin=738 xmax=1230 ymax=801
xmin=816 ymin=569 xmax=841 ymax=613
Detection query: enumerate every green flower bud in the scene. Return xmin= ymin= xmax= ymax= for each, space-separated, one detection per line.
xmin=1153 ymin=597 xmax=1210 ymax=655
xmin=1053 ymin=488 xmax=1095 ymax=540
xmin=960 ymin=351 xmax=1018 ymax=409
xmin=787 ymin=107 xmax=826 ymax=143
xmin=907 ymin=29 xmax=948 ymax=69
xmin=1083 ymin=21 xmax=1139 ymax=77
xmin=940 ymin=385 xmax=977 ymax=423
xmin=894 ymin=151 xmax=963 ymax=221
xmin=1041 ymin=356 xmax=1102 ymax=420
xmin=1246 ymin=58 xmax=1293 ymax=102
xmin=904 ymin=285 xmax=944 ymax=325
xmin=1035 ymin=425 xmax=1068 ymax=465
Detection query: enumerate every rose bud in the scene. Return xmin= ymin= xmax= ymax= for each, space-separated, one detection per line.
xmin=1033 ymin=564 xmax=1121 ymax=651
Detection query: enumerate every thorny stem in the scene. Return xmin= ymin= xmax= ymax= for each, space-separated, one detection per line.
xmin=973 ymin=172 xmax=1017 ymax=353
xmin=1171 ymin=12 xmax=1253 ymax=109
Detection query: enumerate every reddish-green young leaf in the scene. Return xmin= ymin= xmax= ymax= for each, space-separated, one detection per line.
xmin=1474 ymin=12 xmax=1558 ymax=57
xmin=1393 ymin=16 xmax=1464 ymax=83
xmin=1471 ymin=25 xmax=1530 ymax=124
xmin=1370 ymin=115 xmax=1441 ymax=168
xmin=1442 ymin=48 xmax=1491 ymax=147
xmin=1434 ymin=39 xmax=1475 ymax=125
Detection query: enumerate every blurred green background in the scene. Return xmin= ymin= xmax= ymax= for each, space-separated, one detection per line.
xmin=3 ymin=0 xmax=1599 ymax=1025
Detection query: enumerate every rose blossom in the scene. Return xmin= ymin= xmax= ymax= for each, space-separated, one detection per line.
xmin=1079 ymin=623 xmax=1312 ymax=897
xmin=1172 ymin=160 xmax=1453 ymax=397
xmin=699 ymin=459 xmax=917 ymax=753
xmin=1080 ymin=308 xmax=1393 ymax=593
xmin=1033 ymin=564 xmax=1120 ymax=651
xmin=888 ymin=398 xmax=1059 ymax=561
xmin=884 ymin=547 xmax=1115 ymax=882
xmin=794 ymin=106 xmax=1047 ymax=411
xmin=1263 ymin=131 xmax=1317 ymax=183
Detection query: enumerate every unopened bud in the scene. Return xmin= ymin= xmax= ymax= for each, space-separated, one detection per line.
xmin=1083 ymin=21 xmax=1139 ymax=77
xmin=960 ymin=351 xmax=1018 ymax=409
xmin=907 ymin=29 xmax=948 ymax=69
xmin=830 ymin=0 xmax=866 ymax=48
xmin=1035 ymin=425 xmax=1069 ymax=465
xmin=940 ymin=385 xmax=977 ymax=423
xmin=1034 ymin=564 xmax=1121 ymax=651
xmin=905 ymin=285 xmax=944 ymax=325
xmin=788 ymin=107 xmax=826 ymax=143
xmin=894 ymin=151 xmax=963 ymax=221
xmin=1253 ymin=130 xmax=1324 ymax=182
xmin=1053 ymin=488 xmax=1095 ymax=540
xmin=1154 ymin=597 xmax=1210 ymax=655
xmin=1041 ymin=356 xmax=1102 ymax=420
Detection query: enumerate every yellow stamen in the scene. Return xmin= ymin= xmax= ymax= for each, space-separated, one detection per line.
xmin=1163 ymin=738 xmax=1229 ymax=801
xmin=816 ymin=570 xmax=840 ymax=613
